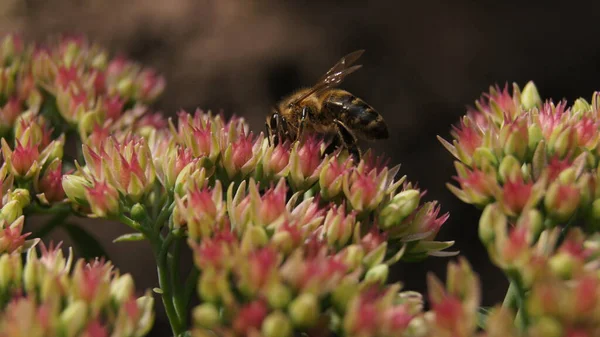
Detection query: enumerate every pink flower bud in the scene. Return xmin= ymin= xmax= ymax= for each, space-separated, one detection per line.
xmin=85 ymin=179 xmax=120 ymax=218
xmin=232 ymin=300 xmax=268 ymax=335
xmin=544 ymin=182 xmax=581 ymax=222
xmin=0 ymin=98 xmax=21 ymax=131
xmin=261 ymin=142 xmax=290 ymax=179
xmin=255 ymin=181 xmax=287 ymax=226
xmin=38 ymin=160 xmax=66 ymax=203
xmin=103 ymin=95 xmax=124 ymax=121
xmin=56 ymin=66 xmax=80 ymax=90
xmin=323 ymin=204 xmax=356 ymax=247
xmin=501 ymin=177 xmax=533 ymax=215
xmin=2 ymin=138 xmax=39 ymax=177
xmin=319 ymin=156 xmax=351 ymax=199
xmin=136 ymin=69 xmax=165 ymax=102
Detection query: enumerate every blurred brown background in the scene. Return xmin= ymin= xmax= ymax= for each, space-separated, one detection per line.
xmin=4 ymin=0 xmax=600 ymax=335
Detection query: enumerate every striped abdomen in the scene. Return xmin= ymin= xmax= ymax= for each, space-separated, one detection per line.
xmin=322 ymin=90 xmax=389 ymax=140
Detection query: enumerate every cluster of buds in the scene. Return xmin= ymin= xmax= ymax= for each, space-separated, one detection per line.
xmin=0 ymin=34 xmax=165 ymax=144
xmin=417 ymin=258 xmax=481 ymax=337
xmin=440 ymin=82 xmax=600 ymax=229
xmin=164 ymin=110 xmax=454 ymax=256
xmin=0 ymin=244 xmax=154 ymax=337
xmin=174 ymin=171 xmax=451 ymax=266
xmin=0 ymin=161 xmax=37 ymax=254
xmin=62 ymin=134 xmax=156 ymax=217
xmin=191 ymin=232 xmax=425 ymax=337
xmin=1 ymin=112 xmax=63 ymax=180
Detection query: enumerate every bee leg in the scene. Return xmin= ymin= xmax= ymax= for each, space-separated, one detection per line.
xmin=296 ymin=106 xmax=309 ymax=142
xmin=267 ymin=112 xmax=291 ymax=146
xmin=266 ymin=113 xmax=279 ymax=146
xmin=334 ymin=119 xmax=361 ymax=161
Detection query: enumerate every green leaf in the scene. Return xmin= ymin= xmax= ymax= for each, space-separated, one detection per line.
xmin=113 ymin=232 xmax=146 ymax=243
xmin=64 ymin=223 xmax=109 ymax=260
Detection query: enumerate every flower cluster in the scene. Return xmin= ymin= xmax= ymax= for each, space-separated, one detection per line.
xmin=440 ymin=83 xmax=600 ymax=337
xmin=55 ymin=106 xmax=453 ymax=336
xmin=0 ymin=161 xmax=37 ymax=254
xmin=0 ymin=243 xmax=154 ymax=337
xmin=190 ymin=231 xmax=426 ymax=337
xmin=441 ymin=82 xmax=600 ymax=229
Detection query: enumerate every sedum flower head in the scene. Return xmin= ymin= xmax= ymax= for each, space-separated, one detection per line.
xmin=0 ymin=243 xmax=153 ymax=337
xmin=441 ymin=82 xmax=600 ymax=231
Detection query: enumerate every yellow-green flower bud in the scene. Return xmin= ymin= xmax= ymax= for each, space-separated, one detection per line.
xmin=379 ymin=189 xmax=420 ymax=229
xmin=110 ymin=274 xmax=134 ymax=304
xmin=8 ymin=188 xmax=30 ymax=208
xmin=60 ymin=301 xmax=88 ymax=337
xmin=479 ymin=203 xmax=506 ymax=247
xmin=498 ymin=155 xmax=522 ymax=183
xmin=1 ymin=200 xmax=23 ymax=224
xmin=472 ymin=147 xmax=498 ymax=169
xmin=262 ymin=311 xmax=293 ymax=337
xmin=266 ymin=283 xmax=292 ymax=309
xmin=62 ymin=175 xmax=92 ymax=205
xmin=544 ymin=182 xmax=580 ymax=222
xmin=288 ymin=293 xmax=319 ymax=328
xmin=521 ymin=81 xmax=541 ymax=110
xmin=332 ymin=279 xmax=359 ymax=312
xmin=548 ymin=252 xmax=576 ymax=279
xmin=364 ymin=264 xmax=389 ymax=285
xmin=341 ymin=245 xmax=365 ymax=271
xmin=193 ymin=303 xmax=221 ymax=329
xmin=572 ymin=98 xmax=591 ymax=114
xmin=530 ymin=316 xmax=563 ymax=337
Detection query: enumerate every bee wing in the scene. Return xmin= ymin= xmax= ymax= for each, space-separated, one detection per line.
xmin=289 ymin=50 xmax=365 ymax=106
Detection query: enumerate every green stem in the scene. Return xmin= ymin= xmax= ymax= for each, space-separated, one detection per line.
xmin=508 ymin=275 xmax=529 ymax=331
xmin=155 ymin=198 xmax=175 ymax=232
xmin=155 ymin=231 xmax=185 ymax=336
xmin=183 ymin=267 xmax=200 ymax=309
xmin=170 ymin=235 xmax=187 ymax=326
xmin=502 ymin=282 xmax=518 ymax=312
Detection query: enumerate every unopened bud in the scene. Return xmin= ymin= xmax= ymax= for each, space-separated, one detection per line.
xmin=479 ymin=203 xmax=506 ymax=246
xmin=332 ymin=279 xmax=359 ymax=312
xmin=379 ymin=189 xmax=420 ymax=229
xmin=60 ymin=301 xmax=88 ymax=337
xmin=193 ymin=303 xmax=221 ymax=329
xmin=521 ymin=81 xmax=541 ymax=110
xmin=8 ymin=188 xmax=30 ymax=208
xmin=267 ymin=283 xmax=292 ymax=309
xmin=572 ymin=98 xmax=591 ymax=114
xmin=498 ymin=155 xmax=522 ymax=183
xmin=472 ymin=147 xmax=498 ymax=169
xmin=110 ymin=274 xmax=134 ymax=304
xmin=548 ymin=252 xmax=576 ymax=279
xmin=262 ymin=311 xmax=293 ymax=337
xmin=1 ymin=200 xmax=23 ymax=224
xmin=364 ymin=264 xmax=389 ymax=285
xmin=62 ymin=175 xmax=92 ymax=204
xmin=288 ymin=293 xmax=319 ymax=328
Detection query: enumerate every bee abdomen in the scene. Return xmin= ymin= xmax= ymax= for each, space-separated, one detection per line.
xmin=324 ymin=92 xmax=389 ymax=140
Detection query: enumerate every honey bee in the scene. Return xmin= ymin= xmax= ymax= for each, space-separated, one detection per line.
xmin=266 ymin=50 xmax=389 ymax=159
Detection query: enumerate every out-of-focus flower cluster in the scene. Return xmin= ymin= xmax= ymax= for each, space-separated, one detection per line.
xmin=0 ymin=244 xmax=154 ymax=337
xmin=0 ymin=33 xmax=165 ymax=212
xmin=411 ymin=232 xmax=600 ymax=337
xmin=190 ymin=231 xmax=426 ymax=337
